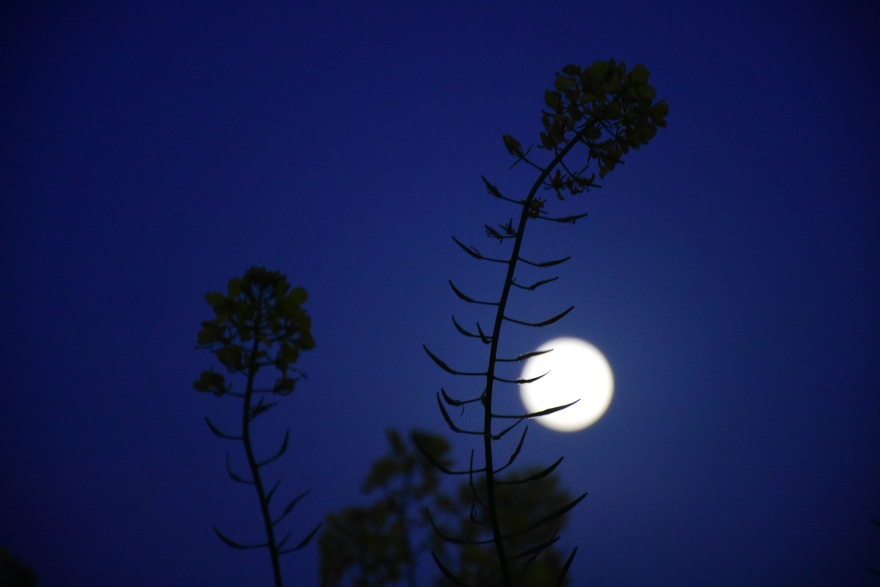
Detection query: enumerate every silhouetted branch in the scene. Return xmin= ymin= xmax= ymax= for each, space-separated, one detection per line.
xmin=492 ymin=371 xmax=549 ymax=384
xmin=491 ymin=418 xmax=526 ymax=441
xmin=495 ymin=349 xmax=553 ymax=362
xmin=424 ymin=345 xmax=487 ymax=376
xmin=257 ymin=429 xmax=290 ymax=467
xmin=226 ymin=453 xmax=255 ymax=485
xmin=265 ymin=480 xmax=281 ymax=504
xmin=555 ymin=547 xmax=578 ymax=587
xmin=205 ymin=416 xmax=242 ymax=440
xmin=503 ymin=493 xmax=588 ymax=539
xmin=503 ymin=305 xmax=574 ymax=328
xmin=273 ymin=489 xmax=311 ymax=526
xmin=214 ymin=527 xmax=267 ymax=550
xmin=449 ymin=280 xmax=500 ymax=306
xmin=499 ymin=428 xmax=528 ymax=471
xmin=432 ymin=551 xmax=473 ymax=587
xmin=438 ymin=394 xmax=485 ymax=436
xmin=517 ymin=255 xmax=571 ymax=268
xmin=491 ymin=399 xmax=578 ymax=420
xmin=426 ymin=508 xmax=495 ymax=546
xmin=279 ymin=522 xmax=322 ymax=555
xmin=482 ymin=175 xmax=524 ymax=207
xmin=535 ymin=212 xmax=589 ymax=224
xmin=510 ymin=532 xmax=560 ymax=560
xmin=496 ymin=457 xmax=564 ymax=484
xmin=510 ymin=276 xmax=559 ymax=291
xmin=451 ymin=315 xmax=493 ymax=344
xmin=440 ymin=387 xmax=483 ymax=407
xmin=452 ymin=236 xmax=508 ymax=264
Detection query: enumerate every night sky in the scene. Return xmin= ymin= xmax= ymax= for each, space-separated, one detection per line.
xmin=2 ymin=2 xmax=879 ymax=585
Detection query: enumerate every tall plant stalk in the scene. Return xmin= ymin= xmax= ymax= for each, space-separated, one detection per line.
xmin=421 ymin=60 xmax=668 ymax=586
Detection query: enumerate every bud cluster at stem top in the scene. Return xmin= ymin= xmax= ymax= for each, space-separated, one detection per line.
xmin=193 ymin=266 xmax=314 ymax=396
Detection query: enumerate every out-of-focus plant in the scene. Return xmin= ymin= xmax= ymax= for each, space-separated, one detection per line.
xmin=433 ymin=465 xmax=574 ymax=587
xmin=194 ymin=266 xmax=319 ymax=587
xmin=421 ymin=59 xmax=668 ymax=586
xmin=318 ymin=429 xmax=576 ymax=587
xmin=0 ymin=546 xmax=38 ymax=587
xmin=319 ymin=429 xmax=453 ymax=587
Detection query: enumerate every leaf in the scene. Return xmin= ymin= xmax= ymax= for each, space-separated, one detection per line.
xmin=204 ymin=291 xmax=225 ymax=307
xmin=280 ymin=522 xmax=322 ymax=554
xmin=584 ymin=124 xmax=601 ymax=141
xmin=423 ymin=345 xmax=486 ymax=376
xmin=196 ymin=323 xmax=219 ymax=345
xmin=204 ymin=416 xmax=242 ymax=440
xmin=651 ymin=100 xmax=669 ymax=124
xmin=273 ymin=376 xmax=296 ymax=393
xmin=216 ymin=345 xmax=243 ymax=370
xmin=496 ymin=457 xmax=564 ymax=484
xmin=194 ymin=370 xmax=228 ymax=395
xmin=636 ymin=84 xmax=655 ymax=101
xmin=504 ymin=305 xmax=574 ymax=328
xmin=518 ymin=254 xmax=571 ymax=268
xmin=629 ymin=63 xmax=650 ymax=85
xmin=448 ymin=280 xmax=498 ymax=306
xmin=257 ymin=429 xmax=289 ymax=467
xmin=544 ymin=90 xmax=561 ymax=110
xmin=588 ymin=59 xmax=609 ymax=80
xmin=555 ymin=548 xmax=578 ymax=587
xmin=282 ymin=488 xmax=311 ymax=518
xmin=214 ymin=527 xmax=266 ymax=550
xmin=502 ymin=134 xmax=523 ymax=157
xmin=278 ymin=344 xmax=298 ymax=364
xmin=431 ymin=551 xmax=472 ymax=586
xmin=288 ymin=287 xmax=308 ymax=305
xmin=520 ymin=492 xmax=588 ymax=536
xmin=510 ymin=276 xmax=558 ymax=291
xmin=553 ymin=75 xmax=576 ymax=91
xmin=226 ymin=277 xmax=242 ymax=297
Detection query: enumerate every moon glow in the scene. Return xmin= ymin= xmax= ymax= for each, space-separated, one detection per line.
xmin=519 ymin=337 xmax=614 ymax=432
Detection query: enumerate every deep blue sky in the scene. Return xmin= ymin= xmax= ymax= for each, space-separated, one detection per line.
xmin=2 ymin=1 xmax=879 ymax=585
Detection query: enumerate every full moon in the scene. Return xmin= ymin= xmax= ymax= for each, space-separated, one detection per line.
xmin=519 ymin=337 xmax=614 ymax=432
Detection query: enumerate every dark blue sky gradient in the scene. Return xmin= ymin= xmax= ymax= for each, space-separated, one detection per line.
xmin=2 ymin=2 xmax=879 ymax=585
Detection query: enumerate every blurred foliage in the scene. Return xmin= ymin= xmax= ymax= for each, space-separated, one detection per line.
xmin=320 ymin=430 xmax=453 ymax=586
xmin=319 ymin=430 xmax=574 ymax=587
xmin=432 ymin=467 xmax=573 ymax=587
xmin=0 ymin=546 xmax=38 ymax=587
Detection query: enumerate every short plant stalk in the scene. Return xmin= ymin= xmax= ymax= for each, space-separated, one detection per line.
xmin=240 ymin=307 xmax=283 ymax=587
xmin=194 ymin=266 xmax=319 ymax=587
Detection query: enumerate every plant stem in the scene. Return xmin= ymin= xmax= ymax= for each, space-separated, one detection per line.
xmin=242 ymin=297 xmax=284 ymax=587
xmin=398 ymin=470 xmax=418 ymax=587
xmin=482 ymin=131 xmax=586 ymax=586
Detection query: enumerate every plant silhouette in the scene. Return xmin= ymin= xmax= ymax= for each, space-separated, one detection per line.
xmin=421 ymin=59 xmax=668 ymax=586
xmin=318 ymin=429 xmax=575 ymax=587
xmin=194 ymin=266 xmax=320 ymax=587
